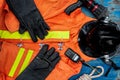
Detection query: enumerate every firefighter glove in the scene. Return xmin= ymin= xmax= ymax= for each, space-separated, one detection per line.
xmin=16 ymin=45 xmax=60 ymax=80
xmin=6 ymin=0 xmax=50 ymax=42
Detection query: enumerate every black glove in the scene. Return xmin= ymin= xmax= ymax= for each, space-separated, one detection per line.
xmin=88 ymin=21 xmax=120 ymax=55
xmin=6 ymin=0 xmax=50 ymax=42
xmin=16 ymin=45 xmax=60 ymax=80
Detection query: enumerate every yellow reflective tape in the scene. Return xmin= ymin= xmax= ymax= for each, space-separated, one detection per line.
xmin=45 ymin=31 xmax=69 ymax=39
xmin=0 ymin=30 xmax=30 ymax=39
xmin=8 ymin=48 xmax=25 ymax=77
xmin=19 ymin=50 xmax=33 ymax=74
xmin=0 ymin=30 xmax=2 ymax=37
xmin=0 ymin=30 xmax=69 ymax=39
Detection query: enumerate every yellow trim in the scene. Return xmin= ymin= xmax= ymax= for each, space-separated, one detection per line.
xmin=0 ymin=30 xmax=69 ymax=39
xmin=0 ymin=30 xmax=30 ymax=39
xmin=18 ymin=50 xmax=33 ymax=74
xmin=45 ymin=31 xmax=69 ymax=39
xmin=8 ymin=48 xmax=25 ymax=77
xmin=0 ymin=30 xmax=2 ymax=37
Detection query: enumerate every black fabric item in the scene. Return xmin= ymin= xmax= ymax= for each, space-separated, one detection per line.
xmin=64 ymin=0 xmax=108 ymax=19
xmin=81 ymin=0 xmax=109 ymax=19
xmin=92 ymin=5 xmax=108 ymax=19
xmin=6 ymin=0 xmax=50 ymax=42
xmin=101 ymin=58 xmax=120 ymax=76
xmin=78 ymin=20 xmax=120 ymax=58
xmin=16 ymin=45 xmax=60 ymax=80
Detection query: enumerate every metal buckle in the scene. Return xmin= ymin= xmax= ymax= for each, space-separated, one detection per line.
xmin=58 ymin=42 xmax=63 ymax=50
xmin=39 ymin=43 xmax=44 ymax=49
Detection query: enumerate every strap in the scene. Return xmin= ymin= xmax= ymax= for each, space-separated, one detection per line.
xmin=101 ymin=58 xmax=120 ymax=76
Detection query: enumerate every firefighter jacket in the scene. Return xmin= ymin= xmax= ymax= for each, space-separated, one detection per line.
xmin=0 ymin=0 xmax=94 ymax=80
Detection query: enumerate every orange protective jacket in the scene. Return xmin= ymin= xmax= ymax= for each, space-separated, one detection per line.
xmin=0 ymin=0 xmax=94 ymax=80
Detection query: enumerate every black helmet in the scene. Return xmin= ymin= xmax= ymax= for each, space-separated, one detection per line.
xmin=78 ymin=20 xmax=120 ymax=58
